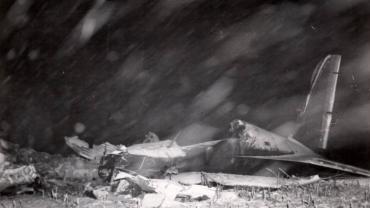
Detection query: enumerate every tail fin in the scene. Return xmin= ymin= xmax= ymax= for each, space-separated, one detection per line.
xmin=293 ymin=55 xmax=341 ymax=150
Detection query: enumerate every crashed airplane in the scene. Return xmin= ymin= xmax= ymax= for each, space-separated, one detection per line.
xmin=67 ymin=54 xmax=370 ymax=178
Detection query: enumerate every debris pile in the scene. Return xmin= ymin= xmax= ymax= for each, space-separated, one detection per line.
xmin=0 ymin=135 xmax=323 ymax=207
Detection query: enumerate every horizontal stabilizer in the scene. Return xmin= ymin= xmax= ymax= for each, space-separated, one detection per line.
xmin=236 ymin=154 xmax=370 ymax=177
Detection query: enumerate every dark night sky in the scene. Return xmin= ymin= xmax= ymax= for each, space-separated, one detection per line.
xmin=0 ymin=0 xmax=369 ymax=167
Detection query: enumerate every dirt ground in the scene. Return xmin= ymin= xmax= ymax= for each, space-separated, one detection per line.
xmin=1 ymin=177 xmax=369 ymax=208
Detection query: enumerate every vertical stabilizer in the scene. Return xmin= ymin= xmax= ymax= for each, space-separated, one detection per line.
xmin=294 ymin=55 xmax=341 ymax=150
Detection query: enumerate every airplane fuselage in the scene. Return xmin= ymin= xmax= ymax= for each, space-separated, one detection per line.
xmin=125 ymin=120 xmax=317 ymax=177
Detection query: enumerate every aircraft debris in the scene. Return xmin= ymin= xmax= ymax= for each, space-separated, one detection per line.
xmin=164 ymin=166 xmax=179 ymax=179
xmin=66 ymin=136 xmax=186 ymax=175
xmin=0 ymin=164 xmax=38 ymax=192
xmin=112 ymin=179 xmax=130 ymax=194
xmin=65 ymin=117 xmax=370 ymax=179
xmin=65 ymin=135 xmax=89 ymax=150
xmin=169 ymin=172 xmax=203 ymax=185
xmin=141 ymin=193 xmax=166 ymax=208
xmin=66 ymin=86 xmax=370 ymax=179
xmin=175 ymin=185 xmax=216 ymax=202
xmin=170 ymin=172 xmax=320 ymax=188
xmin=15 ymin=147 xmax=100 ymax=181
xmin=112 ymin=171 xmax=156 ymax=193
xmin=68 ymin=137 xmax=188 ymax=177
xmin=149 ymin=179 xmax=183 ymax=201
xmin=1 ymin=137 xmax=354 ymax=208
xmin=91 ymin=186 xmax=110 ymax=200
xmin=76 ymin=197 xmax=128 ymax=208
xmin=328 ymin=177 xmax=370 ymax=187
xmin=65 ymin=136 xmax=120 ymax=161
xmin=128 ymin=140 xmax=186 ymax=159
xmin=98 ymin=147 xmax=129 ymax=181
xmin=66 ymin=136 xmax=186 ymax=161
xmin=203 ymin=172 xmax=320 ymax=188
xmin=237 ymin=154 xmax=370 ymax=177
xmin=0 ymin=54 xmax=369 ymax=208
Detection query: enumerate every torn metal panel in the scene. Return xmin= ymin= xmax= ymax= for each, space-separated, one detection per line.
xmin=65 ymin=136 xmax=120 ymax=161
xmin=65 ymin=136 xmax=91 ymax=159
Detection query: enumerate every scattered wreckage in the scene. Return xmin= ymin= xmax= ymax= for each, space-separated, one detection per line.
xmin=1 ymin=54 xmax=370 ymax=206
xmin=0 ymin=136 xmax=323 ymax=207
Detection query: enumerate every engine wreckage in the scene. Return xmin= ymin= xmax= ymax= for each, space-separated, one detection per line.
xmin=1 ymin=55 xmax=370 ymax=207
